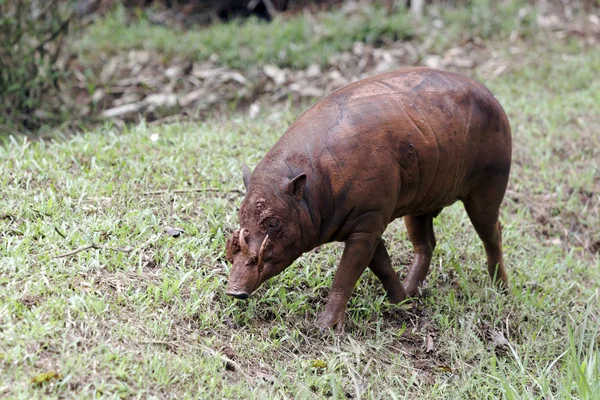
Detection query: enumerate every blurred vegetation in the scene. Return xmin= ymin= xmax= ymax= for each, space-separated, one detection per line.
xmin=0 ymin=0 xmax=595 ymax=136
xmin=433 ymin=0 xmax=538 ymax=47
xmin=77 ymin=0 xmax=538 ymax=70
xmin=77 ymin=4 xmax=414 ymax=69
xmin=0 ymin=0 xmax=78 ymax=133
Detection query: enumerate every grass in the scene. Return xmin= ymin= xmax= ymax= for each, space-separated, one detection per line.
xmin=76 ymin=3 xmax=413 ymax=70
xmin=75 ymin=0 xmax=536 ymax=70
xmin=2 ymin=35 xmax=600 ymax=400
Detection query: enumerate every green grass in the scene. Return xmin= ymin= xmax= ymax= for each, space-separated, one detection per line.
xmin=1 ymin=41 xmax=600 ymax=398
xmin=75 ymin=0 xmax=537 ymax=70
xmin=77 ymin=4 xmax=413 ymax=70
xmin=430 ymin=0 xmax=537 ymax=52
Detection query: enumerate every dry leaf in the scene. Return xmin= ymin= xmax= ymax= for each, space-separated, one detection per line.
xmin=145 ymin=93 xmax=178 ymax=107
xmin=434 ymin=365 xmax=452 ymax=373
xmin=31 ymin=371 xmax=62 ymax=384
xmin=179 ymin=88 xmax=212 ymax=107
xmin=490 ymin=329 xmax=509 ymax=349
xmin=305 ymin=64 xmax=321 ymax=78
xmin=191 ymin=66 xmax=226 ymax=79
xmin=222 ymin=346 xmax=236 ymax=360
xmin=101 ymin=102 xmax=144 ymax=118
xmin=165 ymin=226 xmax=184 ymax=237
xmin=225 ymin=361 xmax=236 ymax=371
xmin=263 ymin=64 xmax=286 ymax=85
xmin=248 ymin=102 xmax=260 ymax=118
xmin=426 ymin=332 xmax=435 ymax=353
xmin=256 ymin=370 xmax=276 ymax=383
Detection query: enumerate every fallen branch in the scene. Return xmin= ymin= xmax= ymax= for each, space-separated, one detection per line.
xmin=55 ymin=243 xmax=133 ymax=258
xmin=143 ymin=188 xmax=244 ymax=196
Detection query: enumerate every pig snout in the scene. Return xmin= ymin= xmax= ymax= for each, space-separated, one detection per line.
xmin=225 ymin=290 xmax=249 ymax=300
xmin=225 ymin=258 xmax=260 ymax=300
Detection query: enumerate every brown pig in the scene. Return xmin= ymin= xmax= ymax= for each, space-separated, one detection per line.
xmin=225 ymin=68 xmax=511 ymax=330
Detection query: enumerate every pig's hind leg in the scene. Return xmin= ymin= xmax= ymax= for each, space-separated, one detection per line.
xmin=462 ymin=179 xmax=508 ymax=289
xmin=369 ymin=240 xmax=407 ymax=303
xmin=403 ymin=212 xmax=439 ymax=297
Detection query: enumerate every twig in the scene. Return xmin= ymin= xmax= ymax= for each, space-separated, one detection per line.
xmin=144 ymin=188 xmax=244 ymax=196
xmin=54 ymin=226 xmax=67 ymax=239
xmin=134 ymin=235 xmax=161 ymax=253
xmin=137 ymin=339 xmax=177 ymax=347
xmin=199 ymin=344 xmax=253 ymax=386
xmin=134 ymin=339 xmax=253 ymax=385
xmin=34 ymin=17 xmax=72 ymax=56
xmin=148 ymin=114 xmax=193 ymax=126
xmin=54 ymin=231 xmax=161 ymax=259
xmin=55 ymin=244 xmax=94 ymax=258
xmin=55 ymin=243 xmax=133 ymax=259
xmin=30 ymin=207 xmax=51 ymax=217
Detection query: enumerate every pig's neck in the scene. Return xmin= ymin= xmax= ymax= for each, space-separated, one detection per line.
xmin=257 ymin=149 xmax=328 ymax=253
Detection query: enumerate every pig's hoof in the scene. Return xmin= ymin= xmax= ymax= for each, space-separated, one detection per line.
xmin=494 ymin=280 xmax=509 ymax=295
xmin=387 ymin=290 xmax=407 ymax=304
xmin=315 ymin=311 xmax=344 ymax=333
xmin=403 ymin=282 xmax=420 ymax=298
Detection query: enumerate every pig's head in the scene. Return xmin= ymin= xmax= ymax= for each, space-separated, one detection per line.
xmin=225 ymin=164 xmax=308 ymax=299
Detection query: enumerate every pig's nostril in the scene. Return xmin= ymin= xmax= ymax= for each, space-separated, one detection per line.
xmin=226 ymin=291 xmax=249 ymax=300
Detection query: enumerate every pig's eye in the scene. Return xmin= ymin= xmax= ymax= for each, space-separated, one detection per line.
xmin=264 ymin=217 xmax=281 ymax=230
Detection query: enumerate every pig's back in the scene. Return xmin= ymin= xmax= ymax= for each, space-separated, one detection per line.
xmin=278 ymin=68 xmax=511 ymax=219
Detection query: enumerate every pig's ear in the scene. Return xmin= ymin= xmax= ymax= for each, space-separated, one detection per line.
xmin=286 ymin=173 xmax=306 ymax=199
xmin=242 ymin=163 xmax=252 ymax=190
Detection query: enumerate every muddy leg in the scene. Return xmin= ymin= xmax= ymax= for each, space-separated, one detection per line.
xmin=403 ymin=214 xmax=436 ymax=297
xmin=463 ymin=185 xmax=508 ymax=288
xmin=316 ymin=232 xmax=380 ymax=331
xmin=369 ymin=240 xmax=407 ymax=303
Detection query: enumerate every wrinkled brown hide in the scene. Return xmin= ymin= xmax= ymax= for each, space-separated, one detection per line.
xmin=225 ymin=68 xmax=512 ymax=330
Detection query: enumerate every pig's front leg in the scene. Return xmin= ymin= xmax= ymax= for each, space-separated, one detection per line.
xmin=316 ymin=232 xmax=380 ymax=331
